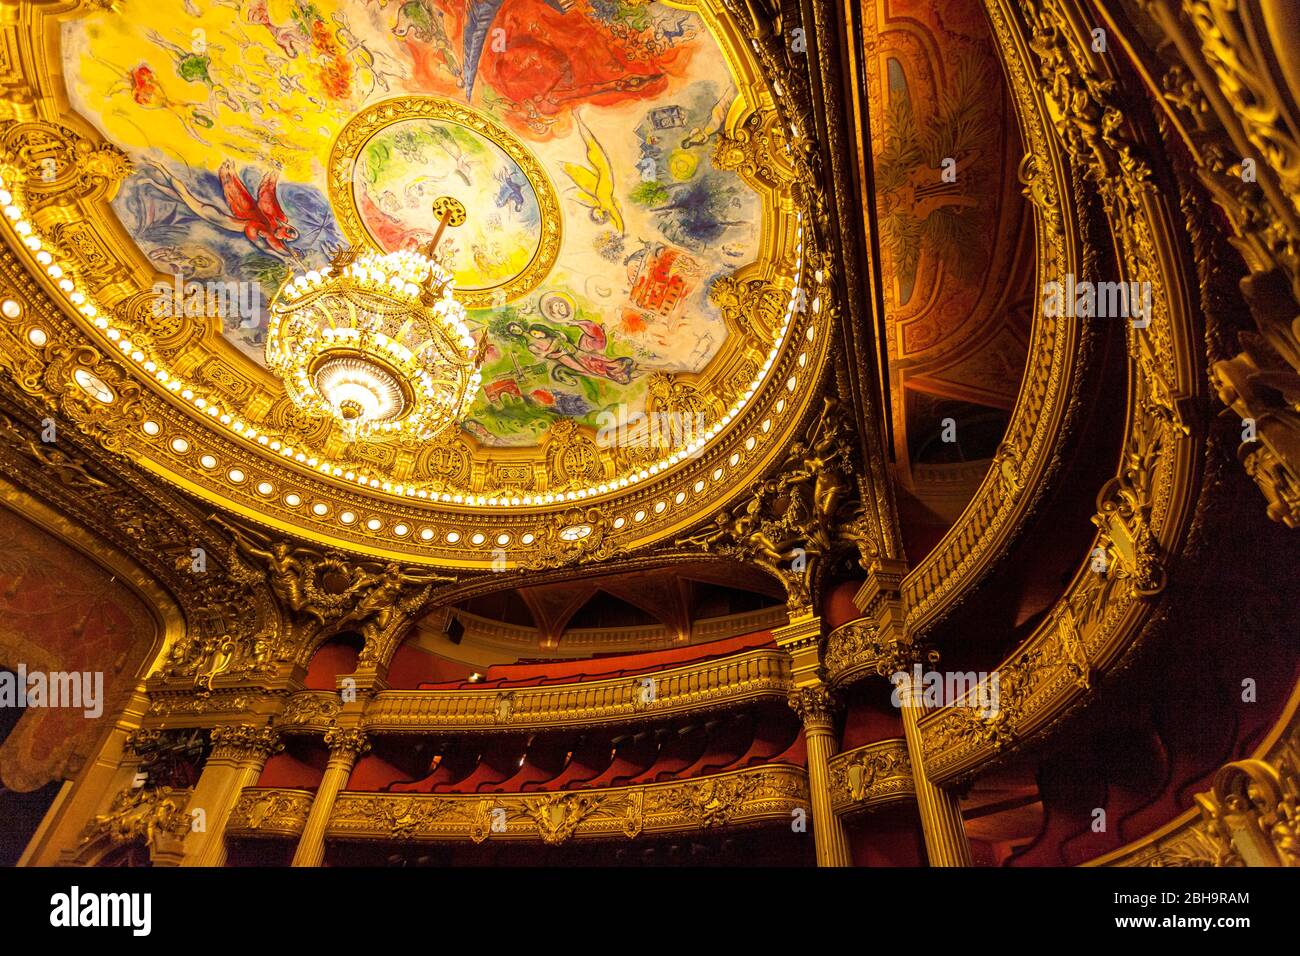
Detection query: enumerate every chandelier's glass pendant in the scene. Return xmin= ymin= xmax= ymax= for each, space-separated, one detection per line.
xmin=266 ymin=198 xmax=481 ymax=442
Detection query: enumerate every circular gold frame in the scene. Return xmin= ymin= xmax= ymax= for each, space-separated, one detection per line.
xmin=328 ymin=96 xmax=562 ymax=308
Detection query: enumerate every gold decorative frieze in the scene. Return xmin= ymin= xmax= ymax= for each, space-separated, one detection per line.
xmin=227 ymin=788 xmax=315 ymax=840
xmin=301 ymin=765 xmax=807 ymax=845
xmin=275 ymin=692 xmax=343 ymax=733
xmin=828 ymin=739 xmax=914 ymax=817
xmin=363 ymin=648 xmax=791 ymax=733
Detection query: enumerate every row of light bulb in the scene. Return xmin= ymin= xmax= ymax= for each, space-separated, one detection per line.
xmin=2 ymin=168 xmax=813 ymax=509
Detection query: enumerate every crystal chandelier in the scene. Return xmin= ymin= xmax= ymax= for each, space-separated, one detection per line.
xmin=266 ymin=197 xmax=482 ymax=442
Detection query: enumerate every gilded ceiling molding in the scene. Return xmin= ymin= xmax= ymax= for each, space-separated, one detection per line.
xmin=891 ymin=0 xmax=1093 ymax=640
xmin=913 ymin=0 xmax=1207 ymax=784
xmin=1085 ymin=0 xmax=1300 ymax=529
xmin=1088 ymin=683 xmax=1300 ymax=867
xmin=828 ymin=738 xmax=915 ymax=818
xmin=225 ymin=764 xmax=809 ymax=845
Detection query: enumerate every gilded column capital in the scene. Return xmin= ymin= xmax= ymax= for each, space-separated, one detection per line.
xmin=208 ymin=724 xmax=281 ymax=761
xmin=323 ymin=727 xmax=370 ymax=760
xmin=788 ymin=685 xmax=839 ymax=731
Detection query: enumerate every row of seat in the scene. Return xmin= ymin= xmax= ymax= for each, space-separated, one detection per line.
xmin=413 ymin=630 xmax=775 ymax=691
xmin=347 ymin=709 xmax=805 ymax=794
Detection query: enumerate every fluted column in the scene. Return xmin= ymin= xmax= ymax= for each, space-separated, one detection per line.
xmin=182 ymin=724 xmax=281 ymax=867
xmin=853 ymin=557 xmax=971 ymax=866
xmin=291 ymin=727 xmax=369 ymax=868
xmin=789 ymin=684 xmax=853 ymax=866
xmin=898 ymin=689 xmax=973 ymax=867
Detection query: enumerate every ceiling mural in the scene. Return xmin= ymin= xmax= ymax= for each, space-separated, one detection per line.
xmin=61 ymin=0 xmax=762 ymax=447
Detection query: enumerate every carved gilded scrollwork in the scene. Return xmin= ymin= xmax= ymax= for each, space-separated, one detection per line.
xmin=522 ymin=507 xmax=624 ymax=572
xmin=227 ymin=788 xmax=314 ymax=838
xmin=1101 ymin=0 xmax=1300 ymax=526
xmin=312 ymin=765 xmax=807 ymax=845
xmin=1194 ymin=751 xmax=1300 ymax=867
xmin=787 ymin=684 xmax=838 ymax=731
xmin=208 ymin=723 xmax=280 ymax=761
xmin=323 ymin=727 xmax=370 ymax=760
xmin=828 ymin=739 xmax=914 ymax=816
xmin=276 ymin=692 xmax=342 ymax=731
xmin=198 ymin=514 xmax=456 ymax=672
xmin=675 ymin=395 xmax=879 ymax=613
xmin=0 ymin=120 xmax=130 ymax=213
xmin=75 ymin=785 xmax=192 ymax=863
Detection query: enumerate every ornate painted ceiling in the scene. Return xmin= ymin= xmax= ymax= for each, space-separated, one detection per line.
xmin=4 ymin=0 xmax=825 ymax=567
xmin=61 ymin=0 xmax=765 ymax=449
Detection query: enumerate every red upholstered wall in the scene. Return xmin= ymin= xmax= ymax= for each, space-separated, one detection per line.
xmin=849 ymin=807 xmax=927 ymax=866
xmin=304 ymin=636 xmax=362 ymax=690
xmin=258 ymin=740 xmax=329 ymax=791
xmin=822 ymin=580 xmax=863 ymax=629
xmin=386 ymin=641 xmax=475 ymax=690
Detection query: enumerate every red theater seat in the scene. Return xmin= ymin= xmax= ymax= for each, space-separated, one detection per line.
xmin=767 ymin=731 xmax=807 ymax=768
xmin=535 ymin=735 xmax=614 ymax=791
xmin=675 ymin=713 xmax=755 ymax=779
xmin=481 ymin=735 xmax=576 ymax=794
xmin=626 ymin=723 xmax=708 ymax=785
xmin=733 ymin=712 xmax=801 ymax=769
xmin=436 ymin=737 xmax=527 ymax=794
xmin=388 ymin=744 xmax=479 ymax=794
xmin=574 ymin=733 xmax=659 ymax=789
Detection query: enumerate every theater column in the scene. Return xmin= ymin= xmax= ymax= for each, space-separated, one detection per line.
xmin=776 ymin=614 xmax=851 ymax=867
xmin=291 ymin=727 xmax=369 ymax=868
xmin=898 ymin=687 xmax=973 ymax=866
xmin=789 ymin=684 xmax=852 ymax=866
xmin=855 ymin=560 xmax=972 ymax=867
xmin=182 ymin=724 xmax=281 ymax=867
